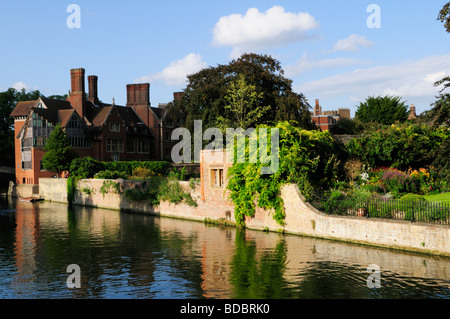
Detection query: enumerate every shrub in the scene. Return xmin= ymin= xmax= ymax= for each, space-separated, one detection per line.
xmin=399 ymin=193 xmax=426 ymax=201
xmin=70 ymin=157 xmax=105 ymax=179
xmin=103 ymin=161 xmax=171 ymax=176
xmin=94 ymin=170 xmax=128 ymax=180
xmin=130 ymin=167 xmax=154 ymax=180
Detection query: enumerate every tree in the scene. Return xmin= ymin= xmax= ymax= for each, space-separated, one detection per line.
xmin=41 ymin=124 xmax=78 ymax=176
xmin=438 ymin=2 xmax=450 ymax=32
xmin=217 ymin=74 xmax=271 ymax=129
xmin=329 ymin=118 xmax=364 ymax=135
xmin=355 ymin=95 xmax=409 ymax=125
xmin=0 ymin=88 xmax=42 ymax=166
xmin=173 ymin=53 xmax=314 ymax=132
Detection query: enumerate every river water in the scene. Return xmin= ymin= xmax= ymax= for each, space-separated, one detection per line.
xmin=0 ymin=197 xmax=448 ymax=299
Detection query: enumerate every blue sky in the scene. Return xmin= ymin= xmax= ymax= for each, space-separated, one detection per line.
xmin=1 ymin=1 xmax=449 ymax=116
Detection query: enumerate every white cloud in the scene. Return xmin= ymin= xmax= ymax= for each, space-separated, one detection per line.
xmin=332 ymin=34 xmax=373 ymax=52
xmin=12 ymin=81 xmax=35 ymax=91
xmin=284 ymin=52 xmax=370 ymax=77
xmin=212 ymin=6 xmax=320 ymax=58
xmin=296 ymin=54 xmax=450 ymax=112
xmin=136 ymin=53 xmax=207 ymax=86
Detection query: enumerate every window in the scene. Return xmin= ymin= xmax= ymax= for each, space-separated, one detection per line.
xmin=126 ymin=140 xmax=135 ymax=153
xmin=70 ymin=137 xmax=92 ymax=148
xmin=210 ymin=169 xmax=224 ymax=188
xmin=137 ymin=141 xmax=150 ymax=154
xmin=165 ymin=119 xmax=173 ymax=127
xmin=106 ymin=139 xmax=124 ymax=153
xmin=109 ymin=122 xmax=120 ymax=132
xmin=34 ymin=137 xmax=46 ymax=147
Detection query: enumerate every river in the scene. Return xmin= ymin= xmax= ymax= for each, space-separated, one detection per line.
xmin=0 ymin=197 xmax=448 ymax=299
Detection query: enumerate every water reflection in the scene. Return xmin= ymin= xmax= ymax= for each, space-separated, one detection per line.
xmin=0 ymin=197 xmax=448 ymax=299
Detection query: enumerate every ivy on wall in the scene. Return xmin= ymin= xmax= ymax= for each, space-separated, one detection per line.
xmin=227 ymin=122 xmax=341 ymax=227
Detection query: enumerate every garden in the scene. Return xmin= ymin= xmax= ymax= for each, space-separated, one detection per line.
xmin=310 ymin=121 xmax=450 ymax=225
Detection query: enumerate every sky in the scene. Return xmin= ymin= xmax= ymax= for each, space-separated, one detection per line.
xmin=0 ymin=1 xmax=449 ymax=116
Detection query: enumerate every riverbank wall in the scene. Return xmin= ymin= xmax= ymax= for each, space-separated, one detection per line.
xmin=39 ymin=178 xmax=450 ymax=257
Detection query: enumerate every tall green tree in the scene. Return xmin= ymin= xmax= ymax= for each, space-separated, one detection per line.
xmin=41 ymin=124 xmax=78 ymax=176
xmin=355 ymin=95 xmax=409 ymax=125
xmin=217 ymin=74 xmax=271 ymax=129
xmin=173 ymin=53 xmax=314 ymax=132
xmin=0 ymin=88 xmax=42 ymax=166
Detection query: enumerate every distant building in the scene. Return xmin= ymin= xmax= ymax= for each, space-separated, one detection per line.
xmin=408 ymin=104 xmax=417 ymax=120
xmin=10 ymin=68 xmax=181 ymax=185
xmin=311 ymin=99 xmax=351 ymax=131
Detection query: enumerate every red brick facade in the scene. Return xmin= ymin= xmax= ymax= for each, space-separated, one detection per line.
xmin=10 ymin=68 xmax=180 ymax=185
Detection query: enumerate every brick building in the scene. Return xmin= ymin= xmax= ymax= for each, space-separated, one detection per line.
xmin=10 ymin=68 xmax=181 ymax=185
xmin=311 ymin=99 xmax=351 ymax=131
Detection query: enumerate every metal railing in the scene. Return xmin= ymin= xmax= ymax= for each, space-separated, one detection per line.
xmin=309 ymin=194 xmax=450 ymax=225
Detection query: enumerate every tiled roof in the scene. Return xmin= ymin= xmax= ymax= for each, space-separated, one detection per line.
xmin=59 ymin=109 xmax=75 ymax=128
xmin=10 ymin=100 xmax=38 ymax=117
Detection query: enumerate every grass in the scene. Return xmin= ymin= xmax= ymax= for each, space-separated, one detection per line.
xmin=424 ymin=192 xmax=450 ymax=204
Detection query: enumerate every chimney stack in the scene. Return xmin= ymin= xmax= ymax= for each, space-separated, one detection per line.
xmin=88 ymin=75 xmax=99 ymax=104
xmin=314 ymin=99 xmax=321 ymax=116
xmin=126 ymin=83 xmax=150 ymax=106
xmin=173 ymin=92 xmax=183 ymax=101
xmin=69 ymin=68 xmax=86 ymax=120
xmin=126 ymin=83 xmax=151 ymax=127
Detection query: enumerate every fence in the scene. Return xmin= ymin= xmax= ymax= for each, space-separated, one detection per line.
xmin=309 ymin=194 xmax=450 ymax=225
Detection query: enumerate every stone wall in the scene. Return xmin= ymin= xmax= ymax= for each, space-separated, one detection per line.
xmin=38 ymin=178 xmax=450 ymax=256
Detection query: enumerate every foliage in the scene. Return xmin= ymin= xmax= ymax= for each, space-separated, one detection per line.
xmin=67 ymin=176 xmax=77 ymax=205
xmin=0 ymin=88 xmax=42 ymax=166
xmin=123 ymin=174 xmax=197 ymax=207
xmin=172 ymin=53 xmax=315 ymax=133
xmin=438 ymin=1 xmax=450 ymax=32
xmin=347 ymin=122 xmax=449 ymax=170
xmin=102 ymin=161 xmax=171 ymax=176
xmin=355 ymin=95 xmax=409 ymax=125
xmin=227 ymin=122 xmax=342 ymax=227
xmin=399 ymin=193 xmax=426 ymax=202
xmin=100 ymin=180 xmax=122 ymax=197
xmin=69 ymin=156 xmax=106 ymax=179
xmin=329 ymin=118 xmax=364 ymax=135
xmin=69 ymin=158 xmax=171 ymax=179
xmin=41 ymin=124 xmax=78 ymax=175
xmin=94 ymin=170 xmax=129 ymax=180
xmin=217 ymin=73 xmax=271 ymax=129
xmin=360 ymin=167 xmax=438 ymax=198
xmin=425 ymin=80 xmax=450 ymax=127
xmin=129 ymin=167 xmax=155 ymax=180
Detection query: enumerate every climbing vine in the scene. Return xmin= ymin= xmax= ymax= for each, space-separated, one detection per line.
xmin=227 ymin=122 xmax=341 ymax=227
